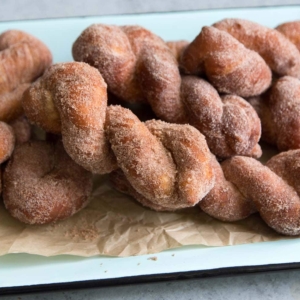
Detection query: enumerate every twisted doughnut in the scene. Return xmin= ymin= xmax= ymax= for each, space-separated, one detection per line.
xmin=22 ymin=62 xmax=215 ymax=210
xmin=111 ymin=154 xmax=256 ymax=219
xmin=213 ymin=18 xmax=300 ymax=78
xmin=218 ymin=150 xmax=300 ymax=236
xmin=72 ymin=25 xmax=262 ymax=158
xmin=3 ymin=141 xmax=93 ymax=224
xmin=0 ymin=30 xmax=52 ymax=122
xmin=249 ymin=76 xmax=300 ymax=151
xmin=276 ymin=21 xmax=300 ymax=51
xmin=181 ymin=76 xmax=261 ymax=158
xmin=180 ymin=26 xmax=272 ymax=97
xmin=72 ymin=24 xmax=186 ymax=123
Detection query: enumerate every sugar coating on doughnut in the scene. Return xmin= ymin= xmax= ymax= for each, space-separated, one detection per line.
xmin=180 ymin=26 xmax=272 ymax=97
xmin=3 ymin=141 xmax=93 ymax=225
xmin=199 ymin=155 xmax=256 ymax=221
xmin=181 ymin=76 xmax=261 ymax=158
xmin=222 ymin=155 xmax=300 ymax=235
xmin=0 ymin=121 xmax=15 ymax=164
xmin=276 ymin=21 xmax=300 ymax=51
xmin=106 ymin=105 xmax=176 ymax=202
xmin=0 ymin=30 xmax=52 ymax=122
xmin=72 ymin=24 xmax=187 ymax=123
xmin=249 ymin=76 xmax=300 ymax=151
xmin=22 ymin=62 xmax=117 ymax=174
xmin=214 ymin=18 xmax=300 ymax=78
xmin=107 ymin=106 xmax=215 ymax=211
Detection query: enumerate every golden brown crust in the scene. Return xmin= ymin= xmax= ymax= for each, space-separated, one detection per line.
xmin=276 ymin=21 xmax=300 ymax=51
xmin=3 ymin=141 xmax=93 ymax=225
xmin=181 ymin=76 xmax=261 ymax=158
xmin=180 ymin=26 xmax=272 ymax=97
xmin=249 ymin=76 xmax=300 ymax=151
xmin=213 ymin=18 xmax=300 ymax=78
xmin=0 ymin=30 xmax=52 ymax=122
xmin=220 ymin=151 xmax=300 ymax=235
xmin=72 ymin=24 xmax=186 ymax=123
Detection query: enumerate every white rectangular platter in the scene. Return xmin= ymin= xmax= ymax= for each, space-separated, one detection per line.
xmin=1 ymin=5 xmax=300 ymax=294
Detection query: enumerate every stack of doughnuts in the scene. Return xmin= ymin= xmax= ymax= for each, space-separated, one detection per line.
xmin=2 ymin=19 xmax=300 ymax=238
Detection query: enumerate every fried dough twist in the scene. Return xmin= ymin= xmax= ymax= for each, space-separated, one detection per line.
xmin=22 ymin=62 xmax=215 ymax=211
xmin=213 ymin=18 xmax=300 ymax=78
xmin=249 ymin=76 xmax=300 ymax=151
xmin=180 ymin=26 xmax=272 ymax=97
xmin=0 ymin=30 xmax=52 ymax=122
xmin=72 ymin=24 xmax=262 ymax=158
xmin=215 ymin=151 xmax=300 ymax=236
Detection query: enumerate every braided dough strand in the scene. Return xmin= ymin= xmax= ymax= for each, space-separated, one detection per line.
xmin=108 ymin=116 xmax=215 ymax=210
xmin=180 ymin=26 xmax=272 ymax=97
xmin=73 ymin=26 xmax=262 ymax=158
xmin=22 ymin=62 xmax=117 ymax=174
xmin=221 ymin=152 xmax=300 ymax=236
xmin=249 ymin=76 xmax=300 ymax=151
xmin=213 ymin=18 xmax=300 ymax=78
xmin=181 ymin=76 xmax=261 ymax=158
xmin=72 ymin=24 xmax=186 ymax=123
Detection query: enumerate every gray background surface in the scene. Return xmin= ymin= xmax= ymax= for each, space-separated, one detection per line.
xmin=1 ymin=0 xmax=300 ymax=299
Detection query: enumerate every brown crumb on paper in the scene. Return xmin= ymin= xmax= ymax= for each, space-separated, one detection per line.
xmin=148 ymin=256 xmax=158 ymax=261
xmin=65 ymin=226 xmax=98 ymax=241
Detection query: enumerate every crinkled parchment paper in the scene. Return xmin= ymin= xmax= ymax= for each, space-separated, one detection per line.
xmin=0 ymin=145 xmax=293 ymax=258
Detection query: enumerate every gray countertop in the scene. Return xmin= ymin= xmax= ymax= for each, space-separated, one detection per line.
xmin=1 ymin=1 xmax=300 ymax=299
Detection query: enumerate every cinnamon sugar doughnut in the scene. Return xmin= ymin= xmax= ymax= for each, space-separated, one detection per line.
xmin=249 ymin=76 xmax=300 ymax=151
xmin=181 ymin=76 xmax=261 ymax=158
xmin=3 ymin=141 xmax=93 ymax=225
xmin=111 ymin=153 xmax=256 ymax=218
xmin=199 ymin=155 xmax=256 ymax=221
xmin=107 ymin=112 xmax=214 ymax=210
xmin=23 ymin=62 xmax=215 ymax=211
xmin=213 ymin=18 xmax=300 ymax=78
xmin=73 ymin=26 xmax=262 ymax=158
xmin=220 ymin=151 xmax=300 ymax=235
xmin=276 ymin=21 xmax=300 ymax=51
xmin=72 ymin=24 xmax=186 ymax=123
xmin=0 ymin=30 xmax=52 ymax=122
xmin=22 ymin=62 xmax=117 ymax=174
xmin=180 ymin=26 xmax=272 ymax=97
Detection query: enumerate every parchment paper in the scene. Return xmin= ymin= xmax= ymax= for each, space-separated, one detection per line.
xmin=0 ymin=146 xmax=292 ymax=257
